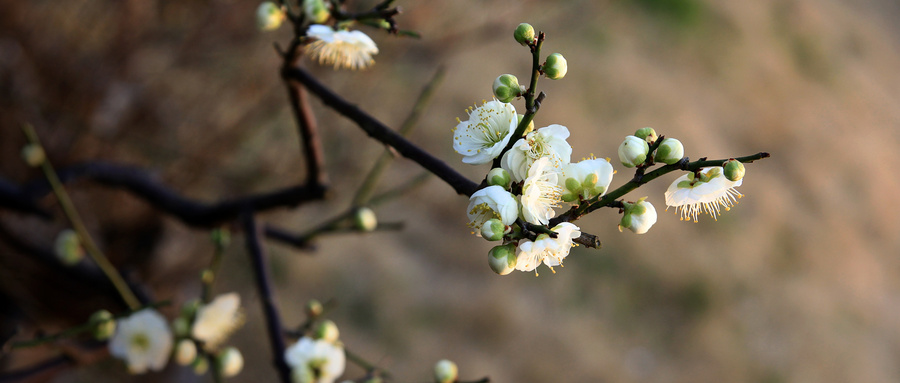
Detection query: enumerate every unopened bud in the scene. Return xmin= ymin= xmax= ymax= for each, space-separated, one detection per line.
xmin=486 ymin=168 xmax=511 ymax=189
xmin=434 ymin=359 xmax=459 ymax=383
xmin=542 ymin=53 xmax=567 ymax=80
xmin=618 ymin=135 xmax=650 ymax=168
xmin=488 ymin=244 xmax=517 ymax=276
xmin=723 ymin=159 xmax=745 ymax=182
xmin=618 ymin=198 xmax=657 ymax=235
xmin=354 ymin=207 xmax=378 ymax=232
xmin=181 ymin=299 xmax=201 ymax=321
xmin=21 ymin=144 xmax=45 ymax=167
xmin=492 ymin=74 xmax=523 ymax=103
xmin=217 ymin=347 xmax=244 ymax=378
xmin=192 ymin=355 xmax=209 ymax=375
xmin=89 ymin=310 xmax=116 ymax=340
xmin=480 ymin=219 xmax=505 ymax=241
xmin=257 ymin=2 xmax=285 ymax=31
xmin=175 ymin=339 xmax=198 ymax=366
xmin=303 ymin=0 xmax=330 ymax=24
xmin=634 ymin=127 xmax=658 ymax=143
xmin=173 ymin=317 xmax=191 ymax=338
xmin=314 ymin=320 xmax=340 ymax=343
xmin=305 ymin=299 xmax=324 ymax=318
xmin=54 ymin=229 xmax=84 ymax=266
xmin=514 ymin=23 xmax=535 ymax=46
xmin=654 ymin=138 xmax=684 ymax=165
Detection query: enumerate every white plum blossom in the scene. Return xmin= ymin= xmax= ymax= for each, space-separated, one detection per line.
xmin=515 ymin=222 xmax=581 ymax=275
xmin=192 ymin=292 xmax=243 ymax=350
xmin=501 ymin=124 xmax=572 ymax=182
xmin=665 ymin=167 xmax=743 ymax=222
xmin=285 ymin=337 xmax=346 ymax=383
xmin=109 ymin=309 xmax=173 ymax=374
xmin=467 ymin=185 xmax=518 ymax=229
xmin=306 ymin=25 xmax=378 ymax=70
xmin=520 ymin=157 xmax=562 ymax=225
xmin=452 ymin=100 xmax=518 ymax=165
xmin=559 ymin=157 xmax=614 ymax=202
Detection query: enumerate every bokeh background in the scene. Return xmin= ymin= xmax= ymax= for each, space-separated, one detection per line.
xmin=2 ymin=0 xmax=900 ymax=382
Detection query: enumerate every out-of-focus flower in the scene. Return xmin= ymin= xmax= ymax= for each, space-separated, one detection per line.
xmin=303 ymin=0 xmax=330 ymax=24
xmin=501 ymin=124 xmax=572 ymax=182
xmin=664 ymin=167 xmax=743 ymax=222
xmin=218 ymin=347 xmax=244 ymax=378
xmin=515 ymin=222 xmax=581 ymax=275
xmin=109 ymin=309 xmax=173 ymax=374
xmin=192 ymin=293 xmax=243 ymax=350
xmin=434 ymin=359 xmax=459 ymax=383
xmin=286 ymin=337 xmax=345 ymax=383
xmin=306 ymin=25 xmax=379 ymax=70
xmin=257 ymin=2 xmax=285 ymax=31
xmin=452 ymin=100 xmax=518 ymax=165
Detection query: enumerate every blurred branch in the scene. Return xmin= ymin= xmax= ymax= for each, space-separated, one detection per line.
xmin=345 ymin=348 xmax=392 ymax=380
xmin=281 ymin=66 xmax=479 ymax=197
xmin=242 ymin=213 xmax=292 ymax=383
xmin=0 ymin=177 xmax=50 ymax=218
xmin=0 ymin=355 xmax=71 ymax=383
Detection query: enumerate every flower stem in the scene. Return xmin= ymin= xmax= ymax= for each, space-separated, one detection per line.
xmin=20 ymin=124 xmax=141 ymax=310
xmin=491 ymin=32 xmax=545 ymax=170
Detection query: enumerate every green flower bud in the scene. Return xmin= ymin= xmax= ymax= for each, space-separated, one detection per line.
xmin=654 ymin=138 xmax=684 ymax=165
xmin=172 ymin=317 xmax=191 ymax=338
xmin=434 ymin=359 xmax=459 ymax=383
xmin=634 ymin=127 xmax=658 ymax=143
xmin=723 ymin=159 xmax=745 ymax=182
xmin=492 ymin=74 xmax=523 ymax=103
xmin=542 ymin=53 xmax=567 ymax=80
xmin=618 ymin=135 xmax=650 ymax=168
xmin=217 ymin=347 xmax=244 ymax=378
xmin=354 ymin=207 xmax=378 ymax=232
xmin=192 ymin=356 xmax=209 ymax=375
xmin=517 ymin=114 xmax=535 ymax=134
xmin=618 ymin=198 xmax=657 ymax=235
xmin=211 ymin=228 xmax=230 ymax=247
xmin=54 ymin=229 xmax=84 ymax=266
xmin=314 ymin=320 xmax=340 ymax=343
xmin=303 ymin=0 xmax=330 ymax=24
xmin=21 ymin=144 xmax=45 ymax=167
xmin=181 ymin=299 xmax=201 ymax=320
xmin=488 ymin=244 xmax=517 ymax=276
xmin=514 ymin=23 xmax=535 ymax=46
xmin=257 ymin=2 xmax=285 ymax=31
xmin=486 ymin=168 xmax=511 ymax=189
xmin=305 ymin=299 xmax=324 ymax=318
xmin=89 ymin=310 xmax=116 ymax=340
xmin=175 ymin=339 xmax=198 ymax=366
xmin=480 ymin=218 xmax=505 ymax=241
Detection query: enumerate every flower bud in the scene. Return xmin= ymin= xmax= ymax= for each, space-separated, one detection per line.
xmin=192 ymin=356 xmax=209 ymax=375
xmin=303 ymin=0 xmax=330 ymax=24
xmin=480 ymin=219 xmax=505 ymax=241
xmin=89 ymin=310 xmax=116 ymax=340
xmin=618 ymin=198 xmax=657 ymax=234
xmin=434 ymin=359 xmax=459 ymax=383
xmin=173 ymin=317 xmax=191 ymax=338
xmin=488 ymin=244 xmax=518 ymax=276
xmin=54 ymin=229 xmax=84 ymax=266
xmin=354 ymin=207 xmax=378 ymax=232
xmin=181 ymin=299 xmax=201 ymax=321
xmin=175 ymin=339 xmax=198 ymax=366
xmin=542 ymin=53 xmax=567 ymax=80
xmin=654 ymin=138 xmax=684 ymax=165
xmin=492 ymin=74 xmax=522 ymax=103
xmin=314 ymin=320 xmax=340 ymax=343
xmin=618 ymin=135 xmax=650 ymax=168
xmin=305 ymin=299 xmax=324 ymax=318
xmin=257 ymin=2 xmax=285 ymax=31
xmin=21 ymin=144 xmax=45 ymax=167
xmin=517 ymin=114 xmax=535 ymax=134
xmin=634 ymin=127 xmax=658 ymax=143
xmin=486 ymin=168 xmax=511 ymax=189
xmin=217 ymin=347 xmax=244 ymax=378
xmin=723 ymin=159 xmax=745 ymax=182
xmin=514 ymin=23 xmax=535 ymax=45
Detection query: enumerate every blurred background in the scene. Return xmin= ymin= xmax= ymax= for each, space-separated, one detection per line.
xmin=2 ymin=0 xmax=900 ymax=382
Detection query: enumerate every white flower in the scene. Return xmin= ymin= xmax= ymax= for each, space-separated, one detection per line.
xmin=452 ymin=100 xmax=518 ymax=165
xmin=109 ymin=309 xmax=173 ymax=374
xmin=618 ymin=199 xmax=657 ymax=234
xmin=218 ymin=347 xmax=244 ymax=378
xmin=520 ymin=157 xmax=562 ymax=225
xmin=192 ymin=293 xmax=243 ymax=350
xmin=285 ymin=337 xmax=346 ymax=383
xmin=618 ymin=135 xmax=649 ymax=168
xmin=559 ymin=157 xmax=614 ymax=202
xmin=467 ymin=185 xmax=518 ymax=229
xmin=664 ymin=167 xmax=743 ymax=222
xmin=306 ymin=25 xmax=379 ymax=70
xmin=515 ymin=222 xmax=581 ymax=275
xmin=501 ymin=124 xmax=572 ymax=182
